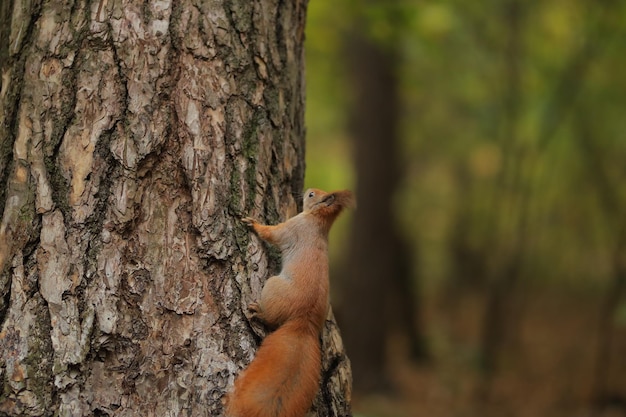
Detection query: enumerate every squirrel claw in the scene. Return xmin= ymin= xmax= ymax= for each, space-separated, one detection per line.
xmin=247 ymin=302 xmax=263 ymax=322
xmin=241 ymin=217 xmax=256 ymax=227
xmin=248 ymin=301 xmax=261 ymax=315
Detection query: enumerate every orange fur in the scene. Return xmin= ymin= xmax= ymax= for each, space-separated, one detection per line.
xmin=227 ymin=189 xmax=354 ymax=417
xmin=227 ymin=320 xmax=321 ymax=417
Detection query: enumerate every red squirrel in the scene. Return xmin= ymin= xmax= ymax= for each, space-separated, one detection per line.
xmin=226 ymin=188 xmax=355 ymax=417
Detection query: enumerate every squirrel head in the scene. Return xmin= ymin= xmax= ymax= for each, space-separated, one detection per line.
xmin=302 ymin=189 xmax=355 ymax=226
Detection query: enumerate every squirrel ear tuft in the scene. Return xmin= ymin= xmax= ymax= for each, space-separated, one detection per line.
xmin=333 ymin=190 xmax=356 ymax=209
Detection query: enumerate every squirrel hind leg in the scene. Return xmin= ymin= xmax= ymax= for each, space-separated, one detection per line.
xmin=257 ymin=276 xmax=295 ymax=327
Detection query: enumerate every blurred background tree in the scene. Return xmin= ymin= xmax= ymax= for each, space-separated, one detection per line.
xmin=304 ymin=0 xmax=626 ymax=416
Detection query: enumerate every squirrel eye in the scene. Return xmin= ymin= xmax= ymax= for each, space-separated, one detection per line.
xmin=308 ymin=191 xmax=315 ymax=198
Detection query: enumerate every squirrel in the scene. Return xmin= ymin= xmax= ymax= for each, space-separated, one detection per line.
xmin=226 ymin=188 xmax=355 ymax=417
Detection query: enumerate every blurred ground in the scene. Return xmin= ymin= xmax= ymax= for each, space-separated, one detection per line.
xmin=351 ymin=289 xmax=626 ymax=417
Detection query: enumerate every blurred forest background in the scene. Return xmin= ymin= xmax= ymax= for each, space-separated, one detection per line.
xmin=302 ymin=1 xmax=626 ymax=416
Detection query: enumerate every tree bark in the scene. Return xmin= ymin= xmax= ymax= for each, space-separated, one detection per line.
xmin=0 ymin=1 xmax=351 ymax=416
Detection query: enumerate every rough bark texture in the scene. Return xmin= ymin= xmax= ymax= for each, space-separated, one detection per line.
xmin=0 ymin=1 xmax=351 ymax=416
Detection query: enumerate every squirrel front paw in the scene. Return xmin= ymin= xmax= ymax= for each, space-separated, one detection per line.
xmin=241 ymin=217 xmax=257 ymax=228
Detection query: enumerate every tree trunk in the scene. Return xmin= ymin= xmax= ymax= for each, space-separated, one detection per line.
xmin=340 ymin=23 xmax=426 ymax=394
xmin=478 ymin=0 xmax=526 ymax=386
xmin=575 ymin=109 xmax=626 ymax=415
xmin=0 ymin=1 xmax=352 ymax=416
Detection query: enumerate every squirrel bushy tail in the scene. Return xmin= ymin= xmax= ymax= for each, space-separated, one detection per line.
xmin=226 ymin=319 xmax=321 ymax=417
